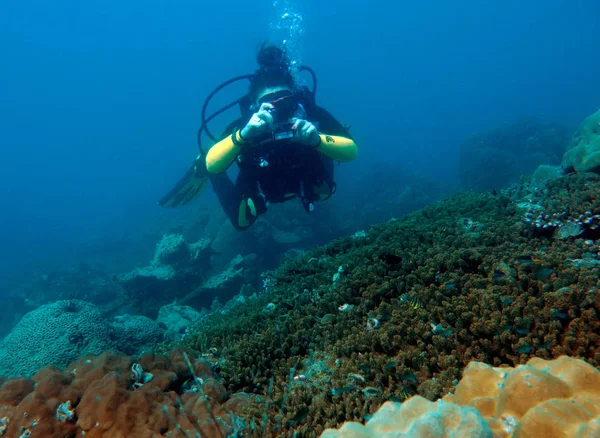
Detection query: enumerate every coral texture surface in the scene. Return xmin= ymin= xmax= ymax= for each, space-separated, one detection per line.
xmin=321 ymin=356 xmax=600 ymax=437
xmin=562 ymin=109 xmax=600 ymax=173
xmin=180 ymin=173 xmax=600 ymax=435
xmin=0 ymin=351 xmax=251 ymax=437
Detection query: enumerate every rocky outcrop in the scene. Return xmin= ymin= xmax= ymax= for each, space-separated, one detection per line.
xmin=562 ymin=108 xmax=600 ymax=173
xmin=156 ymin=303 xmax=205 ymax=341
xmin=459 ymin=118 xmax=569 ymax=191
xmin=118 ymin=234 xmax=211 ymax=316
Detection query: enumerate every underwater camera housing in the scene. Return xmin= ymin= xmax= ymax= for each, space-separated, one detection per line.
xmin=272 ymin=121 xmax=295 ymax=141
xmin=196 ymin=66 xmax=317 ymax=154
xmin=266 ymin=94 xmax=300 ymax=141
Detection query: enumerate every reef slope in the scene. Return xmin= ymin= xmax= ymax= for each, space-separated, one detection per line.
xmin=181 ymin=173 xmax=600 ymax=435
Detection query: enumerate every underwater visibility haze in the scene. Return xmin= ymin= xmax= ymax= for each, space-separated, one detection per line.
xmin=0 ymin=0 xmax=600 ymax=436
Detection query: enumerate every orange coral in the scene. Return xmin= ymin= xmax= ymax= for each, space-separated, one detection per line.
xmin=0 ymin=351 xmax=254 ymax=438
xmin=445 ymin=355 xmax=600 ymax=437
xmin=321 ymin=356 xmax=600 ymax=437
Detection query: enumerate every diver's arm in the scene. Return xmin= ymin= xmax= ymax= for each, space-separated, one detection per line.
xmin=205 ymin=130 xmax=246 ymax=174
xmin=206 ymin=103 xmax=275 ymax=173
xmin=292 ymin=118 xmax=358 ymax=162
xmin=313 ymin=134 xmax=357 ymax=162
xmin=305 ymin=105 xmax=357 ymax=161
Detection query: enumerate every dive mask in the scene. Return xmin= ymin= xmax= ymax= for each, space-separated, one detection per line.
xmin=257 ymin=90 xmax=306 ymax=141
xmin=258 ymin=90 xmax=300 ymax=124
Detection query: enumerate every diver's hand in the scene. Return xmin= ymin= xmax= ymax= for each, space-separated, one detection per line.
xmin=240 ymin=103 xmax=274 ymax=140
xmin=291 ymin=119 xmax=320 ymax=147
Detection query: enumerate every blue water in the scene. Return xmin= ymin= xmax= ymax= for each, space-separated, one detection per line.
xmin=1 ymin=0 xmax=599 ymax=288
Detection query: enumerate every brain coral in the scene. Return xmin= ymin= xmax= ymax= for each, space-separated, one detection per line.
xmin=0 ymin=300 xmax=116 ymax=378
xmin=321 ymin=356 xmax=600 ymax=437
xmin=562 ymin=108 xmax=600 ymax=173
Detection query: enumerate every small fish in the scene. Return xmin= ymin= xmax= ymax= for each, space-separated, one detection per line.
xmin=431 ymin=323 xmax=453 ymax=337
xmin=396 ymin=386 xmax=416 ymax=401
xmin=287 ymin=406 xmax=309 ymax=426
xmin=492 ymin=271 xmax=506 ymax=282
xmin=362 ymin=387 xmax=381 ymax=397
xmin=438 ymin=328 xmax=454 ymax=337
xmin=366 ymin=318 xmax=381 ymax=331
xmin=332 ymin=385 xmax=355 ymax=396
xmin=444 ymin=282 xmax=458 ymax=290
xmin=383 ymin=360 xmax=397 ymax=371
xmin=347 ymin=373 xmax=366 ymax=383
xmin=413 ymin=356 xmax=426 ymax=369
xmin=400 ymin=294 xmax=422 ymax=310
xmin=357 ymin=364 xmax=371 ymax=373
xmin=379 ymin=312 xmax=393 ymax=321
xmin=535 ymin=268 xmax=553 ymax=280
xmin=399 ymin=370 xmax=417 ymax=383
xmin=515 ymin=328 xmax=531 ymax=335
xmin=515 ymin=344 xmax=535 ymax=354
xmin=501 ymin=296 xmax=515 ymax=306
xmin=551 ymin=309 xmax=569 ymax=320
xmin=514 ymin=255 xmax=539 ymax=265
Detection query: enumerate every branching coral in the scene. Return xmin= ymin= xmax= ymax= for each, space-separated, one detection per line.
xmin=180 ymin=173 xmax=599 ymax=435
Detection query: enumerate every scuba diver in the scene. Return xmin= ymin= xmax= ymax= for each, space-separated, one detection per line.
xmin=159 ymin=45 xmax=358 ymax=230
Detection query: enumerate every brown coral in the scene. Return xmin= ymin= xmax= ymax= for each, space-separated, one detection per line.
xmin=0 ymin=351 xmax=252 ymax=438
xmin=179 ymin=173 xmax=600 ymax=434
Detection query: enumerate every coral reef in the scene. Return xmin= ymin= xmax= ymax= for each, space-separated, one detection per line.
xmin=157 ymin=303 xmax=206 ymax=341
xmin=446 ymin=355 xmax=600 ymax=437
xmin=459 ymin=119 xmax=569 ymax=191
xmin=0 ymin=351 xmax=252 ymax=437
xmin=0 ymin=301 xmax=170 ymax=378
xmin=6 ymin=265 xmax=126 ymax=324
xmin=530 ymin=164 xmax=564 ymax=190
xmin=118 ymin=234 xmax=212 ymax=317
xmin=0 ymin=300 xmax=116 ymax=378
xmin=2 ymin=171 xmax=599 ymax=436
xmin=321 ymin=397 xmax=492 ymax=437
xmin=322 ymin=355 xmax=600 ymax=437
xmin=179 ymin=172 xmax=599 ymax=435
xmin=178 ymin=254 xmax=251 ymax=309
xmin=562 ymin=108 xmax=600 ymax=173
xmin=337 ymin=162 xmax=445 ymax=230
xmin=111 ymin=314 xmax=164 ymax=355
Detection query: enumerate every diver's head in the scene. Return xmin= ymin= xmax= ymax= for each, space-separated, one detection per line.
xmin=249 ymin=44 xmax=295 ymax=103
xmin=248 ymin=44 xmax=301 ymax=124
